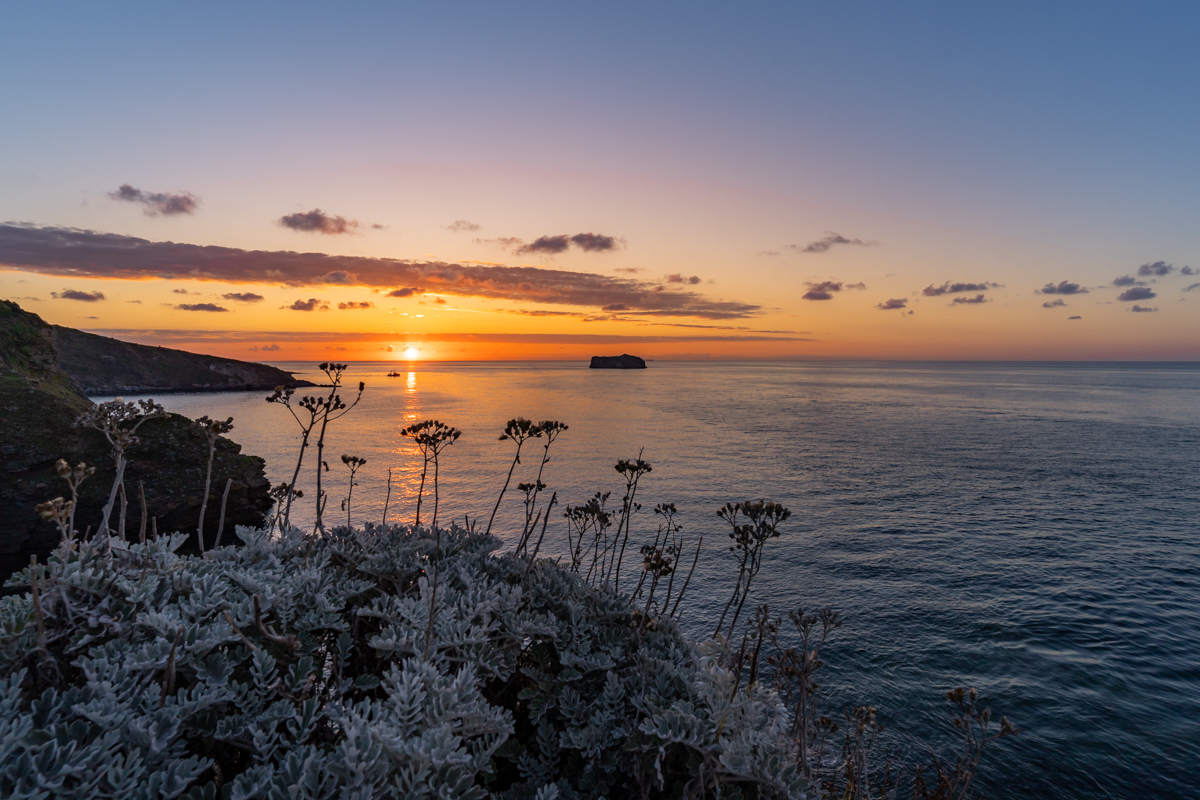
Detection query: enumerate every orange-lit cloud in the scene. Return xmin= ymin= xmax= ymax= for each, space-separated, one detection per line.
xmin=0 ymin=224 xmax=759 ymax=319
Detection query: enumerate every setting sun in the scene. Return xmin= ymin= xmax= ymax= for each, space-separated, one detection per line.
xmin=401 ymin=346 xmax=420 ymax=360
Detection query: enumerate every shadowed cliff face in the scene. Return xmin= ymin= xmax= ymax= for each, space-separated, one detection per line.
xmin=0 ymin=300 xmax=272 ymax=577
xmin=52 ymin=325 xmax=311 ymax=394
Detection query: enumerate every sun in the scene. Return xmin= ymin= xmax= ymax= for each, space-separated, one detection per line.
xmin=401 ymin=346 xmax=420 ymax=360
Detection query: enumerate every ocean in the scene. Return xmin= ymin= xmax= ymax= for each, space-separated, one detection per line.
xmin=103 ymin=360 xmax=1200 ymax=799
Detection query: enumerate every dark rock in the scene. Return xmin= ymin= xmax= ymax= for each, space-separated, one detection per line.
xmin=53 ymin=324 xmax=312 ymax=395
xmin=0 ymin=300 xmax=273 ymax=579
xmin=589 ymin=354 xmax=647 ymax=369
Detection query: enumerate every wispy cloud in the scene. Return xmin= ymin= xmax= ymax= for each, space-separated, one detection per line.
xmin=1117 ymin=287 xmax=1156 ymax=302
xmin=666 ymin=273 xmax=701 ymax=284
xmin=109 ymin=184 xmax=198 ymax=216
xmin=176 ymin=302 xmax=228 ymax=312
xmin=1068 ymin=315 xmax=1082 ymax=320
xmin=90 ymin=328 xmax=810 ymax=346
xmin=790 ymin=233 xmax=873 ymax=254
xmin=1184 ymin=282 xmax=1200 ymax=292
xmin=171 ymin=288 xmax=195 ymax=295
xmin=924 ymin=281 xmax=998 ymax=296
xmin=876 ymin=298 xmax=908 ymax=310
xmin=951 ymin=294 xmax=988 ymax=305
xmin=387 ymin=287 xmax=423 ymax=298
xmin=284 ymin=298 xmax=330 ymax=311
xmin=1039 ymin=280 xmax=1088 ymax=295
xmin=51 ymin=288 xmax=105 ymax=302
xmin=445 ymin=220 xmax=481 ymax=233
xmin=223 ymin=292 xmax=264 ymax=303
xmin=278 ymin=209 xmax=358 ymax=235
xmin=474 ymin=236 xmax=525 ymax=250
xmin=1182 ymin=266 xmax=1196 ymax=276
xmin=249 ymin=343 xmax=282 ymax=352
xmin=1137 ymin=261 xmax=1173 ymax=276
xmin=337 ymin=301 xmax=374 ymax=310
xmin=1042 ymin=299 xmax=1066 ymax=308
xmin=1112 ymin=275 xmax=1142 ymax=287
xmin=1130 ymin=305 xmax=1157 ymax=312
xmin=0 ymin=224 xmax=760 ymax=319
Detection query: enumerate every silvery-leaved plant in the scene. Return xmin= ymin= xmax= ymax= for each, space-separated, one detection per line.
xmin=1 ymin=523 xmax=812 ymax=799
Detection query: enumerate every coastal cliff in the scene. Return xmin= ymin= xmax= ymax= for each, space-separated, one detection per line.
xmin=0 ymin=301 xmax=272 ymax=574
xmin=53 ymin=324 xmax=310 ymax=394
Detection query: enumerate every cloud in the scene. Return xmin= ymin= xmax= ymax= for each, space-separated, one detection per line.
xmin=1182 ymin=266 xmax=1196 ymax=276
xmin=171 ymin=287 xmax=194 ymax=295
xmin=1039 ymin=281 xmax=1088 ymax=295
xmin=951 ymin=294 xmax=988 ymax=305
xmin=278 ymin=209 xmax=358 ymax=235
xmin=924 ymin=281 xmax=998 ymax=296
xmin=108 ymin=184 xmax=198 ymax=216
xmin=337 ymin=301 xmax=374 ymax=310
xmin=0 ymin=224 xmax=763 ymax=319
xmin=433 ymin=297 xmax=446 ymax=304
xmin=514 ymin=232 xmax=621 ymax=255
xmin=1042 ymin=299 xmax=1066 ymax=308
xmin=1137 ymin=261 xmax=1173 ymax=276
xmin=446 ymin=220 xmax=481 ymax=233
xmin=89 ymin=328 xmax=812 ymax=346
xmin=222 ymin=292 xmax=264 ymax=303
xmin=1068 ymin=316 xmax=1082 ymax=320
xmin=666 ymin=273 xmax=702 ymax=285
xmin=1117 ymin=287 xmax=1156 ymax=302
xmin=127 ymin=299 xmax=141 ymax=304
xmin=844 ymin=282 xmax=867 ymax=290
xmin=802 ymin=280 xmax=843 ymax=301
xmin=1130 ymin=305 xmax=1157 ymax=312
xmin=387 ymin=287 xmax=423 ymax=298
xmin=614 ymin=267 xmax=643 ymax=274
xmin=876 ymin=298 xmax=908 ymax=310
xmin=569 ymin=233 xmax=619 ymax=252
xmin=602 ymin=303 xmax=629 ymax=311
xmin=320 ymin=270 xmax=358 ymax=285
xmin=284 ymin=298 xmax=330 ymax=311
xmin=1184 ymin=283 xmax=1200 ymax=292
xmin=261 ymin=343 xmax=281 ymax=351
xmin=474 ymin=236 xmax=526 ymax=250
xmin=792 ymin=233 xmax=873 ymax=254
xmin=1112 ymin=275 xmax=1141 ymax=287
xmin=517 ymin=235 xmax=570 ymax=255
xmin=176 ymin=303 xmax=229 ymax=312
xmin=51 ymin=289 xmax=105 ymax=302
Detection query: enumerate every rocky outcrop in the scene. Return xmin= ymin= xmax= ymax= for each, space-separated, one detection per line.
xmin=589 ymin=354 xmax=647 ymax=369
xmin=0 ymin=301 xmax=272 ymax=578
xmin=53 ymin=325 xmax=311 ymax=394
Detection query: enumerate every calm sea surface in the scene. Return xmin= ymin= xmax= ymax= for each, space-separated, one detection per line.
xmin=107 ymin=361 xmax=1199 ymax=799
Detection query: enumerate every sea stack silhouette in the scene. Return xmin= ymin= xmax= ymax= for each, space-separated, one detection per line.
xmin=589 ymin=354 xmax=646 ymax=369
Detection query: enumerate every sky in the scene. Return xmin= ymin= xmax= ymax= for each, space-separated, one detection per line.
xmin=2 ymin=1 xmax=1198 ymax=361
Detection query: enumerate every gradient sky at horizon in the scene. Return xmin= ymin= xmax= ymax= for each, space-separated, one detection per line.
xmin=2 ymin=1 xmax=1198 ymax=360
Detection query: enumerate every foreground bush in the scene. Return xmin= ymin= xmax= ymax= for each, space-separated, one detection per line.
xmin=1 ymin=525 xmax=810 ymax=800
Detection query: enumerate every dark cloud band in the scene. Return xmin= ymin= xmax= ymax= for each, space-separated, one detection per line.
xmin=0 ymin=224 xmax=759 ymax=319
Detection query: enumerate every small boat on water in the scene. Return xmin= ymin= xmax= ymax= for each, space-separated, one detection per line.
xmin=386 ymin=371 xmax=404 ymax=377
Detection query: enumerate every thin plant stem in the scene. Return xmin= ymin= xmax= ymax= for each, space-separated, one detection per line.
xmin=214 ymin=477 xmax=233 ymax=549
